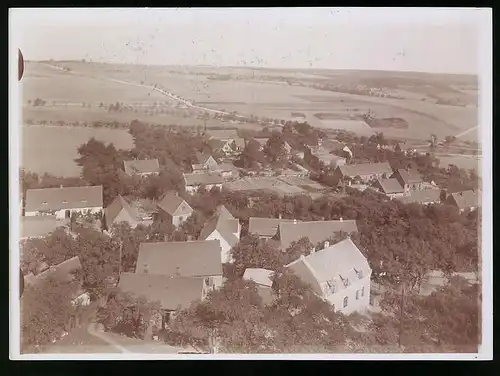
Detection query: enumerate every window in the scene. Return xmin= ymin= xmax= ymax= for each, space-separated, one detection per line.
xmin=343 ymin=296 xmax=348 ymax=308
xmin=361 ymin=286 xmax=365 ymax=297
xmin=356 ymin=290 xmax=359 ymax=300
xmin=326 ymin=280 xmax=336 ymax=294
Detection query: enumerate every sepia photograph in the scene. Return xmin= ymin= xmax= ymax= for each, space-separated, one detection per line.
xmin=9 ymin=8 xmax=492 ymax=360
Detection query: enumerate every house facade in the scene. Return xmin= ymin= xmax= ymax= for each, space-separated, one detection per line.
xmin=183 ymin=173 xmax=225 ymax=194
xmin=24 ymin=186 xmax=103 ymax=220
xmin=104 ymin=195 xmax=142 ymax=230
xmin=390 ymin=169 xmax=424 ymax=192
xmin=330 ymin=162 xmax=393 ymax=186
xmin=156 ymin=192 xmax=193 ymax=227
xmin=371 ymin=178 xmax=406 ymax=198
xmin=199 ymin=206 xmax=241 ymax=263
xmin=193 ymin=152 xmax=219 ymax=172
xmin=286 ymin=238 xmax=372 ymax=315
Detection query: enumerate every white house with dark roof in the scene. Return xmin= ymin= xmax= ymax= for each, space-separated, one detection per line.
xmin=24 ymin=186 xmax=103 ymax=220
xmin=104 ymin=195 xmax=144 ymax=230
xmin=286 ymin=238 xmax=372 ymax=314
xmin=183 ymin=172 xmax=225 ymax=194
xmin=331 ymin=162 xmax=393 ymax=186
xmin=136 ymin=239 xmax=223 ymax=289
xmin=199 ymin=206 xmax=241 ymax=263
xmin=123 ymin=159 xmax=160 ymax=177
xmin=274 ymin=219 xmax=359 ymax=251
xmin=156 ymin=192 xmax=193 ymax=227
xmin=371 ymin=178 xmax=406 ymax=198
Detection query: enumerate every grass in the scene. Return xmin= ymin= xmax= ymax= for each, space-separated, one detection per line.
xmin=20 ymin=125 xmax=134 ymax=177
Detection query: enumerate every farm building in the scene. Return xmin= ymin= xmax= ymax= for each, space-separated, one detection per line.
xmin=199 ymin=206 xmax=241 ymax=263
xmin=104 ymin=195 xmax=148 ymax=230
xmin=243 ymin=268 xmax=275 ymax=305
xmin=20 ymin=215 xmax=66 ymax=240
xmin=156 ymin=192 xmax=193 ymax=227
xmin=330 ymin=162 xmax=393 ymax=186
xmin=285 ymin=237 xmax=372 ymax=315
xmin=445 ymin=190 xmax=480 ymax=212
xmin=192 ymin=152 xmax=219 ymax=173
xmin=390 ymin=168 xmax=424 ymax=192
xmin=395 ymin=188 xmax=442 ymax=205
xmin=123 ymin=159 xmax=160 ymax=177
xmin=274 ymin=219 xmax=359 ymax=251
xmin=24 ymin=186 xmax=103 ymax=220
xmin=248 ymin=217 xmax=299 ymax=240
xmin=135 ymin=239 xmax=223 ymax=289
xmin=183 ymin=172 xmax=225 ymax=194
xmin=371 ymin=178 xmax=406 ymax=198
xmin=215 ymin=162 xmax=240 ymax=179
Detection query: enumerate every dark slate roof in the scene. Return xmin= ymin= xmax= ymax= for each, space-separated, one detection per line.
xmin=123 ymin=159 xmax=160 ymax=175
xmin=25 ymin=186 xmax=103 ymax=212
xmin=207 ymin=139 xmax=227 ymax=150
xmin=157 ymin=192 xmax=193 ymax=216
xmin=376 ymin=178 xmax=404 ymax=194
xmin=396 ymin=189 xmax=442 ymax=205
xmin=20 ymin=216 xmax=66 ymax=239
xmin=248 ymin=217 xmax=298 ymax=238
xmin=395 ymin=169 xmax=423 ymax=184
xmin=338 ymin=162 xmax=393 ymax=177
xmin=195 ymin=152 xmax=214 ymax=165
xmin=105 ymin=195 xmax=140 ymax=225
xmin=25 ymin=256 xmax=82 ymax=286
xmin=118 ymin=273 xmax=204 ymax=311
xmin=136 ymin=240 xmax=222 ymax=277
xmin=278 ymin=220 xmax=358 ymax=250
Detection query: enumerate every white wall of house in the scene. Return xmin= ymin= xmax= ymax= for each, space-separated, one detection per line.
xmin=322 ymin=272 xmax=372 ymax=315
xmin=26 ymin=206 xmax=102 ymax=220
xmin=185 ymin=184 xmax=223 ymax=195
xmin=205 ymin=229 xmax=233 ymax=263
xmin=172 ymin=214 xmax=190 ymax=227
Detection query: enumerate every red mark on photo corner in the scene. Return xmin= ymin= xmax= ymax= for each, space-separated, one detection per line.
xmin=18 ymin=49 xmax=24 ymax=81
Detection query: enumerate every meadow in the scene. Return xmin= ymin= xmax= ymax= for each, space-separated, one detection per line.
xmin=20 ymin=125 xmax=134 ymax=177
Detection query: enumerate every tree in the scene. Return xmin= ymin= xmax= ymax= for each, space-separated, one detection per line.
xmin=285 ymin=237 xmax=314 ymax=262
xmin=263 ymin=132 xmax=287 ymax=166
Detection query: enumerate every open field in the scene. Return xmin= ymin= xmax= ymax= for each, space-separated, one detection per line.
xmin=21 ymin=125 xmax=134 ymax=176
xmin=436 ymin=154 xmax=482 ymax=174
xmin=23 ymin=61 xmax=480 ymax=143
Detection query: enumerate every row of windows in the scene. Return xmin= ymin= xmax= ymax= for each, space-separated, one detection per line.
xmin=342 ymin=286 xmax=365 ymax=308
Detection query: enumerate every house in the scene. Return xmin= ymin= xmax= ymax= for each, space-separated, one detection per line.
xmin=314 ymin=153 xmax=347 ymax=169
xmin=274 ymin=219 xmax=358 ymax=251
xmin=207 ymin=139 xmax=237 ymax=155
xmin=156 ymin=192 xmax=193 ymax=227
xmin=215 ymin=162 xmax=240 ymax=179
xmin=199 ymin=206 xmax=241 ymax=263
xmin=183 ymin=172 xmax=225 ymax=194
xmin=207 ymin=129 xmax=238 ymax=142
xmin=24 ymin=256 xmax=82 ymax=287
xmin=445 ymin=190 xmax=480 ymax=212
xmin=104 ymin=195 xmax=142 ymax=230
xmin=243 ymin=268 xmax=275 ymax=305
xmin=233 ymin=137 xmax=246 ymax=151
xmin=285 ymin=238 xmax=372 ymax=314
xmin=118 ymin=273 xmax=209 ymax=328
xmin=330 ymin=162 xmax=393 ymax=186
xmin=123 ymin=159 xmax=160 ymax=177
xmin=192 ymin=152 xmax=219 ymax=172
xmin=254 ymin=138 xmax=269 ymax=151
xmin=24 ymin=186 xmax=103 ymax=220
xmin=20 ymin=215 xmax=66 ymax=240
xmin=390 ymin=169 xmax=424 ymax=192
xmin=248 ymin=217 xmax=298 ymax=240
xmin=135 ymin=240 xmax=223 ymax=289
xmin=395 ymin=188 xmax=442 ymax=205
xmin=371 ymin=178 xmax=406 ymax=198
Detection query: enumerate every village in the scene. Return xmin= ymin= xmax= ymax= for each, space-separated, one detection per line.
xmin=18 ymin=117 xmax=481 ymax=354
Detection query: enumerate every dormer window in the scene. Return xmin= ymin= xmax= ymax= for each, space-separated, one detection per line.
xmin=326 ymin=280 xmax=336 ymax=294
xmin=354 ymin=268 xmax=364 ymax=279
xmin=339 ymin=275 xmax=350 ymax=288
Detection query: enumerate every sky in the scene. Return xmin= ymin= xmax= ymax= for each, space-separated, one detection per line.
xmin=11 ymin=8 xmax=486 ymax=74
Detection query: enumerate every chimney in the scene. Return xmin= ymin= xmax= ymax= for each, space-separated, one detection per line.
xmin=339 ymin=217 xmax=343 ymax=222
xmin=300 ymin=254 xmax=306 ymax=261
xmin=164 ymin=235 xmax=168 ymax=242
xmin=278 ymin=213 xmax=282 ymax=220
xmin=310 ymin=247 xmax=316 ymax=254
xmin=324 ymin=241 xmax=330 ymax=249
xmin=60 ymin=184 xmax=63 ymax=189
xmin=293 ymin=219 xmax=297 ymax=224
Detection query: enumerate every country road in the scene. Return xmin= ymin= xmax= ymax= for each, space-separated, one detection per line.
xmin=87 ymin=323 xmax=131 ymax=353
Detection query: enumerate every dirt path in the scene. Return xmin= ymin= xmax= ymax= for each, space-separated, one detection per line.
xmin=86 ymin=323 xmax=131 ymax=353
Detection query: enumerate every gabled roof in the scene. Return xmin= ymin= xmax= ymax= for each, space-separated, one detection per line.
xmin=195 ymin=152 xmax=215 ymax=166
xmin=286 ymin=238 xmax=370 ymax=293
xmin=157 ymin=192 xmax=193 ymax=216
xmin=243 ymin=268 xmax=274 ymax=287
xmin=136 ymin=240 xmax=222 ymax=277
xmin=25 ymin=186 xmax=103 ymax=212
xmin=118 ymin=273 xmax=204 ymax=311
xmin=207 ymin=129 xmax=238 ymax=140
xmin=207 ymin=139 xmax=228 ymax=150
xmin=199 ymin=206 xmax=240 ymax=247
xmin=394 ymin=169 xmax=423 ymax=184
xmin=105 ymin=195 xmax=139 ymax=224
xmin=338 ymin=162 xmax=393 ymax=178
xmin=449 ymin=190 xmax=480 ymax=210
xmin=254 ymin=138 xmax=270 ymax=146
xmin=248 ymin=217 xmax=297 ymax=238
xmin=376 ymin=178 xmax=404 ymax=194
xmin=217 ymin=162 xmax=237 ymax=173
xmin=277 ymin=220 xmax=358 ymax=250
xmin=123 ymin=159 xmax=160 ymax=175
xmin=20 ymin=215 xmax=65 ymax=239
xmin=25 ymin=256 xmax=82 ymax=286
xmin=396 ymin=188 xmax=441 ymax=205
xmin=233 ymin=138 xmax=246 ymax=149
xmin=183 ymin=172 xmax=225 ymax=186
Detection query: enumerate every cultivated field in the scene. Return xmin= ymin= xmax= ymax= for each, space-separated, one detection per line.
xmin=22 ymin=60 xmax=480 ymax=143
xmin=21 ymin=125 xmax=134 ymax=177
